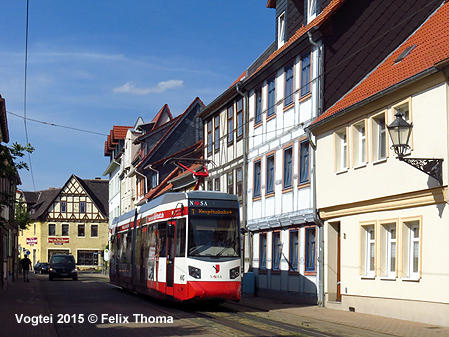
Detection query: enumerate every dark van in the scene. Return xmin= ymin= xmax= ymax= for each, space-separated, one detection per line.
xmin=49 ymin=254 xmax=78 ymax=281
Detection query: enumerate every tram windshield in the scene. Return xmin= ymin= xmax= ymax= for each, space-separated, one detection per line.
xmin=188 ymin=209 xmax=240 ymax=258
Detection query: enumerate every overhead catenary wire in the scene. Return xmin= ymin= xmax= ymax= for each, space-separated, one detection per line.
xmin=7 ymin=110 xmax=108 ymax=136
xmin=23 ymin=0 xmax=36 ymax=191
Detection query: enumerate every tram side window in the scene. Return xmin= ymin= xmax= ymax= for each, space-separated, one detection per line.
xmin=175 ymin=218 xmax=186 ymax=257
xmin=158 ymin=222 xmax=167 ymax=257
xmin=135 ymin=227 xmax=142 ymax=265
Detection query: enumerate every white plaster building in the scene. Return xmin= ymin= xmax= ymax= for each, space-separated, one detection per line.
xmin=309 ymin=2 xmax=449 ymax=326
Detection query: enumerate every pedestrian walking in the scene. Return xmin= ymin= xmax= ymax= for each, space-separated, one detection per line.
xmin=20 ymin=255 xmax=32 ymax=282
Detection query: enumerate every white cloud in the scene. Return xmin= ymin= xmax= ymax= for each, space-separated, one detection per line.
xmin=112 ymin=80 xmax=183 ymax=95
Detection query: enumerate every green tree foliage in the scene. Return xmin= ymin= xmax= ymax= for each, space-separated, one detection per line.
xmin=0 ymin=142 xmax=34 ymax=229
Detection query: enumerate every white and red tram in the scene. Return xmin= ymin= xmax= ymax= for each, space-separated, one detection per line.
xmin=109 ymin=191 xmax=241 ymax=302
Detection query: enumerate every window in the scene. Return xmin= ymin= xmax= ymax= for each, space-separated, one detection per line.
xmin=267 ymin=76 xmax=276 ymax=118
xmin=299 ymin=141 xmax=310 ymax=184
xmin=253 ymin=160 xmax=261 ymax=198
xmin=284 ymin=62 xmax=294 ymax=107
xmin=236 ymin=168 xmax=243 ymax=199
xmin=91 ymin=224 xmax=98 ymax=237
xmin=277 ymin=12 xmax=285 ymax=48
xmin=61 ymin=201 xmax=67 ymax=212
xmin=227 ymin=171 xmax=234 ymax=194
xmin=272 ymin=232 xmax=281 ymax=271
xmin=283 ymin=146 xmax=293 ymax=189
xmin=305 ymin=227 xmax=316 ymax=272
xmin=62 ymin=224 xmax=69 ymax=236
xmin=255 ymin=88 xmax=262 ymax=125
xmin=372 ymin=113 xmax=386 ymax=161
xmin=362 ymin=225 xmax=375 ymax=276
xmin=227 ymin=106 xmax=234 ymax=144
xmin=403 ymin=220 xmax=420 ymax=279
xmin=289 ymin=230 xmax=299 ymax=272
xmin=236 ymin=99 xmax=243 ymax=138
xmin=214 ymin=116 xmax=220 ymax=151
xmin=214 ymin=178 xmax=220 ymax=192
xmin=307 ymin=0 xmax=317 ymax=22
xmin=386 ymin=224 xmax=397 ymax=278
xmin=48 ymin=224 xmax=55 ymax=236
xmin=78 ymin=224 xmax=85 ymax=237
xmin=207 ymin=120 xmax=213 ymax=155
xmin=335 ymin=128 xmax=348 ymax=171
xmin=151 ymin=173 xmax=158 ymax=189
xmin=353 ymin=121 xmax=367 ymax=166
xmin=301 ymin=51 xmax=311 ymax=97
xmin=259 ymin=233 xmax=267 ymax=270
xmin=77 ymin=250 xmax=99 ymax=266
xmin=79 ymin=201 xmax=86 ymax=213
xmin=207 ymin=180 xmax=213 ymax=191
xmin=266 ymin=154 xmax=275 ymax=195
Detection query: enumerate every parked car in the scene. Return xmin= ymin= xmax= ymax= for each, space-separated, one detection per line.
xmin=34 ymin=262 xmax=49 ymax=274
xmin=48 ymin=254 xmax=78 ymax=281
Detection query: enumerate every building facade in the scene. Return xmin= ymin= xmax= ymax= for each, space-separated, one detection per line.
xmin=18 ymin=175 xmax=109 ymax=269
xmin=310 ymin=1 xmax=449 ymax=326
xmin=0 ymin=94 xmax=21 ymax=288
xmin=199 ymin=75 xmax=248 ymax=268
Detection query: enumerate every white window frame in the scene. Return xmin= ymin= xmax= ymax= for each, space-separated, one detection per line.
xmin=360 ymin=223 xmax=376 ymax=278
xmin=307 ymin=0 xmax=317 ymax=23
xmin=408 ymin=222 xmax=420 ymax=279
xmin=371 ymin=112 xmax=387 ymax=162
xmin=386 ymin=224 xmax=397 ymax=278
xmin=277 ymin=12 xmax=286 ymax=48
xmin=335 ymin=128 xmax=348 ymax=172
xmin=401 ymin=217 xmax=422 ymax=280
xmin=353 ymin=120 xmax=367 ymax=167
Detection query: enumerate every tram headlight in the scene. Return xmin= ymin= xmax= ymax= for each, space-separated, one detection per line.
xmin=230 ymin=266 xmax=240 ymax=279
xmin=188 ymin=266 xmax=201 ymax=279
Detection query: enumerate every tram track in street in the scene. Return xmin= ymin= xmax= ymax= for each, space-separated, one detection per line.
xmin=129 ymin=294 xmax=339 ymax=337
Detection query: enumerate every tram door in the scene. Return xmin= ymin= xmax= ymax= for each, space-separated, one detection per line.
xmin=166 ymin=221 xmax=176 ymax=293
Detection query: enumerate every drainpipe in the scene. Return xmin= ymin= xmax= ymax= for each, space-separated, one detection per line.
xmin=236 ymin=81 xmax=251 ymax=271
xmin=307 ymin=29 xmax=325 ymax=307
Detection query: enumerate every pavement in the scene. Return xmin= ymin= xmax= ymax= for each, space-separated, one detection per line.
xmin=1 ymin=272 xmax=449 ymax=337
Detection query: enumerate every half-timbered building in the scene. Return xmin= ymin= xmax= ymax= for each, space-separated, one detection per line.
xmin=18 ymin=175 xmax=108 ymax=269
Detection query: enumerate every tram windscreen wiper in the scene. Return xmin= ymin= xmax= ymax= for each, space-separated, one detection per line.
xmin=215 ymin=238 xmax=237 ymax=257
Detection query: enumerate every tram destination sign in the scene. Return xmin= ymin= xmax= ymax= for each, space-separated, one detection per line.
xmin=189 ymin=207 xmax=237 ymax=217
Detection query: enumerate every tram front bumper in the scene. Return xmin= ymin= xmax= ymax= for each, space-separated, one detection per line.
xmin=187 ymin=280 xmax=241 ymax=301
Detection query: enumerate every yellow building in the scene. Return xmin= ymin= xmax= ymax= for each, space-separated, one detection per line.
xmin=18 ymin=175 xmax=108 ymax=270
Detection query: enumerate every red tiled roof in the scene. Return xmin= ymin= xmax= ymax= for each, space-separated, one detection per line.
xmin=313 ymin=1 xmax=449 ymax=126
xmin=266 ymin=0 xmax=276 ymax=9
xmin=151 ymin=104 xmax=173 ymax=129
xmin=104 ymin=125 xmax=132 ymax=156
xmin=229 ymin=71 xmax=247 ymax=89
xmin=249 ymin=0 xmax=345 ymax=80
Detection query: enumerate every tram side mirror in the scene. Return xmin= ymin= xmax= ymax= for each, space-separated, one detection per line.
xmin=167 ymin=223 xmax=175 ymax=238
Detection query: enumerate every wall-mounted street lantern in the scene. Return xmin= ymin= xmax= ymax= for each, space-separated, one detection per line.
xmin=387 ymin=111 xmax=443 ymax=185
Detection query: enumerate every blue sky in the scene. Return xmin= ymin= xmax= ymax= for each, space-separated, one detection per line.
xmin=1 ymin=1 xmax=275 ymax=192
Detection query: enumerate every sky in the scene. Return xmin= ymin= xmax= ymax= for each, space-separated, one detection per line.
xmin=1 ymin=1 xmax=275 ymax=192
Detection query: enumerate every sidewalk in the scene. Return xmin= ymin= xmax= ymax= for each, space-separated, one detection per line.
xmin=237 ymin=295 xmax=449 ymax=337
xmin=0 ymin=272 xmax=57 ymax=337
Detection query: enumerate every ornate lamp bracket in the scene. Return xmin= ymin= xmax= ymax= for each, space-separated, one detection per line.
xmin=398 ymin=157 xmax=444 ymax=185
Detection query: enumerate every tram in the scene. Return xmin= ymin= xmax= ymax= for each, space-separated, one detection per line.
xmin=109 ymin=190 xmax=241 ymax=302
